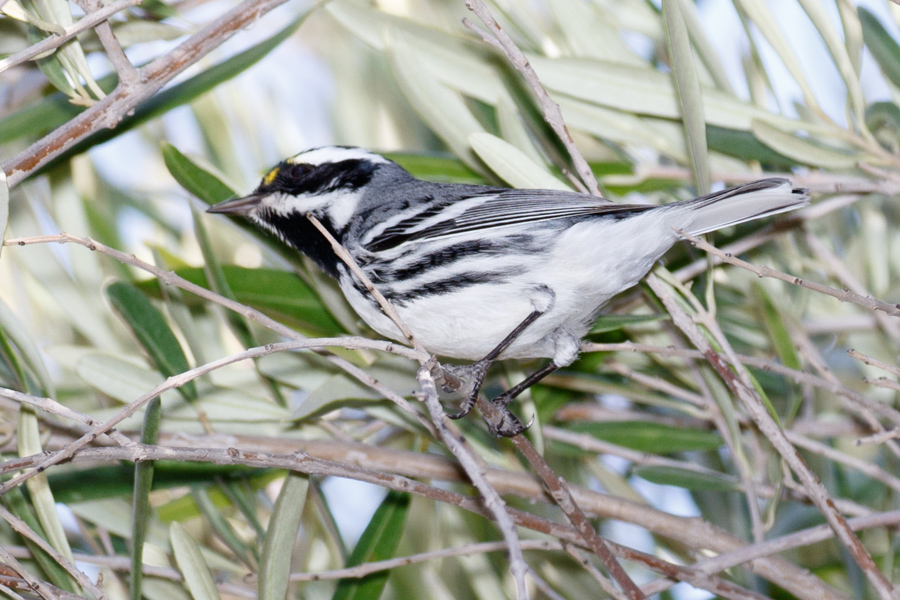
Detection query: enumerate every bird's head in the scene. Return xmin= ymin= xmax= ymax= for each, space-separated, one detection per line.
xmin=207 ymin=146 xmax=400 ymax=276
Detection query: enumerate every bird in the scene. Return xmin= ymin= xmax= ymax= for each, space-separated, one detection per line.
xmin=208 ymin=145 xmax=809 ymax=435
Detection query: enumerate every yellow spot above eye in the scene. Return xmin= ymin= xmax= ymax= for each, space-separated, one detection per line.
xmin=263 ymin=166 xmax=280 ymax=186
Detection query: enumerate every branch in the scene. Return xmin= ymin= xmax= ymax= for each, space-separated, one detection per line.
xmin=306 ymin=213 xmax=424 ymax=353
xmin=418 ymin=366 xmax=530 ymax=599
xmin=677 ymin=229 xmax=900 ymax=318
xmin=477 ymin=398 xmax=646 ymax=600
xmin=2 ymin=0 xmax=295 ymax=186
xmin=645 ymin=273 xmax=896 ymax=598
xmin=462 ymin=0 xmax=601 ymax=196
xmin=5 ymin=440 xmax=845 ymax=600
xmin=0 ymin=0 xmax=142 ymax=75
xmin=3 ymin=233 xmax=434 ymax=432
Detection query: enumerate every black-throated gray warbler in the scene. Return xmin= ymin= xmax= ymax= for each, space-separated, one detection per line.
xmin=208 ymin=146 xmax=808 ymax=435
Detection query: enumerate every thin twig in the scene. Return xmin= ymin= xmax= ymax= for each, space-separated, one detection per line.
xmin=0 ymin=0 xmax=142 ymax=74
xmin=77 ymin=0 xmax=140 ymax=84
xmin=848 ymin=349 xmax=900 ymax=379
xmin=0 ymin=338 xmax=426 ymax=495
xmin=417 ymin=366 xmax=530 ymax=599
xmin=5 ymin=440 xmax=843 ymax=600
xmin=677 ymin=229 xmax=900 ymax=318
xmin=646 ymin=273 xmax=896 ymax=598
xmin=856 ymin=427 xmax=900 ymax=446
xmin=3 ymin=233 xmax=435 ymax=432
xmin=0 ymin=546 xmax=59 ymax=600
xmin=476 ymin=398 xmax=647 ymax=600
xmin=0 ymin=503 xmax=107 ymax=599
xmin=463 ymin=0 xmax=601 ymax=196
xmin=306 ymin=213 xmax=424 ymax=353
xmin=2 ymin=0 xmax=296 ymax=186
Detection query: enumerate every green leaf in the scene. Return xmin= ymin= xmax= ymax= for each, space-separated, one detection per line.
xmin=866 ymin=101 xmax=900 ymax=154
xmin=131 ymin=396 xmax=162 ymax=600
xmin=389 ymin=29 xmax=486 ymax=169
xmin=860 ymin=7 xmax=900 ymax=91
xmin=0 ymin=299 xmax=54 ymax=396
xmin=333 ymin=490 xmax=410 ymax=600
xmin=706 ymin=125 xmax=795 ymax=167
xmin=383 ymin=152 xmax=486 ymax=184
xmin=163 ymin=144 xmax=236 ymax=205
xmin=6 ymin=11 xmax=313 ymax=178
xmin=0 ymin=165 xmax=7 ymax=259
xmin=469 ymin=132 xmax=570 ymax=191
xmin=170 ymin=521 xmax=222 ymax=600
xmin=136 ymin=266 xmax=344 ymax=337
xmin=106 ymin=281 xmax=197 ymax=400
xmin=634 ymin=466 xmax=739 ymax=491
xmin=259 ymin=473 xmax=309 ymax=600
xmin=589 ymin=313 xmax=667 ymax=335
xmin=751 ymin=119 xmax=863 ymax=169
xmin=0 ymin=486 xmax=75 ymax=591
xmin=192 ymin=485 xmax=256 ymax=567
xmin=19 ymin=407 xmax=79 ymax=592
xmin=663 ymin=0 xmax=709 ymax=194
xmin=565 ymin=421 xmax=722 ymax=454
xmin=755 ymin=284 xmax=800 ymax=371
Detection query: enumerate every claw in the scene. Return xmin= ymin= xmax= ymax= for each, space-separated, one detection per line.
xmin=486 ymin=405 xmax=534 ymax=437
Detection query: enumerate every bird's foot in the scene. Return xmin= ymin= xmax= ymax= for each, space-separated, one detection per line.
xmin=438 ymin=360 xmax=491 ymax=419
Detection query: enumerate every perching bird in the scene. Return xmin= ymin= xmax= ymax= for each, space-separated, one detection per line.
xmin=208 ymin=146 xmax=808 ymax=435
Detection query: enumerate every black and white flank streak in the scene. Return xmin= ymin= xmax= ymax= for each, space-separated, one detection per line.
xmin=208 ymin=146 xmax=808 ymax=432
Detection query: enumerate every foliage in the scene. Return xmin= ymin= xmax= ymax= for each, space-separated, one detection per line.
xmin=1 ymin=0 xmax=900 ymax=599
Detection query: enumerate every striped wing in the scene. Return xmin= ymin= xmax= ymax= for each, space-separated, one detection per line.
xmin=364 ymin=189 xmax=653 ymax=252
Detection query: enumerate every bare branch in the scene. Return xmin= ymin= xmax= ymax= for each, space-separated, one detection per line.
xmin=678 ymin=229 xmax=900 ymax=318
xmin=463 ymin=0 xmax=601 ymax=196
xmin=306 ymin=213 xmax=424 ymax=354
xmin=478 ymin=398 xmax=646 ymax=600
xmin=646 ymin=273 xmax=896 ymax=598
xmin=0 ymin=0 xmax=142 ymax=74
xmin=417 ymin=365 xmax=530 ymax=599
xmin=2 ymin=0 xmax=297 ymax=186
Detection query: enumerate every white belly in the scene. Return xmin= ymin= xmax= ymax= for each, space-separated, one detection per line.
xmin=341 ymin=211 xmax=678 ymax=365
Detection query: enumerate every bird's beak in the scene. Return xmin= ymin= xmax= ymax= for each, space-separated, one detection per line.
xmin=206 ymin=194 xmax=264 ymax=216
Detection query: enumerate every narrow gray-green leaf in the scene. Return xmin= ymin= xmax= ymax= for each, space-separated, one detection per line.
xmin=751 ymin=119 xmax=863 ymax=168
xmin=18 ymin=407 xmax=79 ymax=592
xmin=332 ymin=490 xmax=409 ymax=600
xmin=0 ymin=486 xmax=74 ymax=591
xmin=733 ymin=0 xmax=821 ymax=114
xmin=566 ymin=421 xmax=722 ymax=454
xmin=388 ymin=29 xmax=485 ymax=169
xmin=259 ymin=473 xmax=309 ymax=600
xmin=106 ymin=281 xmax=197 ymax=400
xmin=589 ymin=313 xmax=667 ymax=335
xmin=859 ymin=7 xmax=900 ymax=91
xmin=0 ymin=299 xmax=53 ymax=397
xmin=634 ymin=466 xmax=739 ymax=491
xmin=170 ymin=522 xmax=222 ymax=600
xmin=673 ymin=0 xmax=733 ymax=93
xmin=162 ymin=144 xmax=236 ymax=205
xmin=192 ymin=486 xmax=255 ymax=567
xmin=469 ymin=132 xmax=570 ymax=191
xmin=0 ymin=165 xmax=7 ymax=259
xmin=131 ymin=396 xmax=162 ymax=600
xmin=797 ymin=0 xmax=866 ymax=133
xmin=663 ymin=0 xmax=709 ymax=193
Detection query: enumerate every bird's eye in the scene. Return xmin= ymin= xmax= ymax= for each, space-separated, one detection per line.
xmin=285 ymin=163 xmax=312 ymax=178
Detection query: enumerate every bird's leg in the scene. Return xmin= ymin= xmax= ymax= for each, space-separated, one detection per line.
xmin=444 ymin=309 xmax=544 ymax=420
xmin=487 ymin=362 xmax=559 ymax=437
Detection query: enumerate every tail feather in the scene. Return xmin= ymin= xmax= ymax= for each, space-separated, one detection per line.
xmin=672 ymin=178 xmax=809 ymax=236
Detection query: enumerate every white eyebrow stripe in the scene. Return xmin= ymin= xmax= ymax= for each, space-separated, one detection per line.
xmin=287 ymin=147 xmax=390 ymax=166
